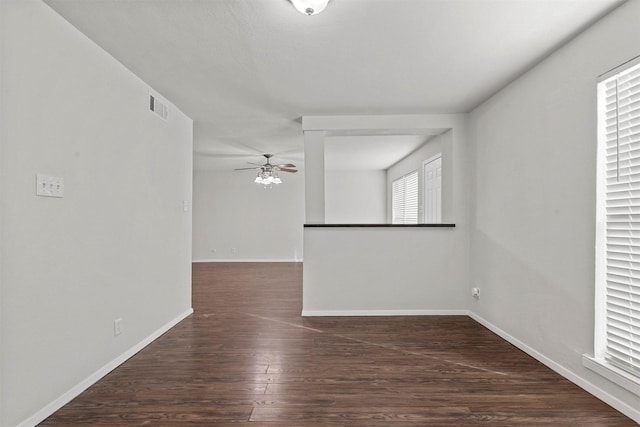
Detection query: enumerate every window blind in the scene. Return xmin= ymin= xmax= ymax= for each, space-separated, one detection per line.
xmin=392 ymin=170 xmax=418 ymax=224
xmin=600 ymin=58 xmax=640 ymax=377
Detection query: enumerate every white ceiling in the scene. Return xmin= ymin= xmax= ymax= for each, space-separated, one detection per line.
xmin=325 ymin=132 xmax=442 ymax=171
xmin=44 ymin=0 xmax=626 ymax=171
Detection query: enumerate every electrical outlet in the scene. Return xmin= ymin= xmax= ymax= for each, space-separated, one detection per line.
xmin=114 ymin=318 xmax=123 ymax=336
xmin=231 ymin=247 xmax=237 ymax=254
xmin=471 ymin=288 xmax=480 ymax=299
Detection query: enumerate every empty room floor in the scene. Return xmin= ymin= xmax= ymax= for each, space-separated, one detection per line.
xmin=42 ymin=262 xmax=635 ymax=426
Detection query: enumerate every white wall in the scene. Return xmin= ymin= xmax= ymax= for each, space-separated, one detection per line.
xmin=302 ymin=115 xmax=470 ymax=316
xmin=192 ymin=169 xmax=304 ymax=261
xmin=469 ymin=0 xmax=640 ymax=420
xmin=303 ymin=226 xmax=468 ymax=315
xmin=0 ymin=0 xmax=5 ymax=422
xmin=325 ymin=170 xmax=386 ymax=224
xmin=387 ymin=131 xmax=450 ymax=223
xmin=1 ymin=2 xmax=193 ymax=426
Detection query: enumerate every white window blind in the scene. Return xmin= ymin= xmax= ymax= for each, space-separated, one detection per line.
xmin=598 ymin=57 xmax=640 ymax=378
xmin=392 ymin=170 xmax=418 ymax=224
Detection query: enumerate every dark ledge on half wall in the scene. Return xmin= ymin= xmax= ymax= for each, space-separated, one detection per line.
xmin=304 ymin=223 xmax=455 ymax=228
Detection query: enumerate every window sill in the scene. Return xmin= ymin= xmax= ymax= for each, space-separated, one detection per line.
xmin=583 ymin=355 xmax=640 ymax=397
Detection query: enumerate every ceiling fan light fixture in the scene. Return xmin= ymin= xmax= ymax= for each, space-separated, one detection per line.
xmin=254 ymin=170 xmax=282 ymax=187
xmin=238 ymin=154 xmax=296 ymax=188
xmin=290 ymin=0 xmax=329 ymax=16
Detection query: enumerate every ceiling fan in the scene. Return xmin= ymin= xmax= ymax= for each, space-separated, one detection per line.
xmin=234 ymin=154 xmax=298 ymax=186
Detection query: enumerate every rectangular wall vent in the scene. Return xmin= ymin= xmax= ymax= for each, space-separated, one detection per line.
xmin=149 ymin=93 xmax=168 ymax=121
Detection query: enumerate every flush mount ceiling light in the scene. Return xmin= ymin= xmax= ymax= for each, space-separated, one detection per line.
xmin=290 ymin=0 xmax=330 ymax=16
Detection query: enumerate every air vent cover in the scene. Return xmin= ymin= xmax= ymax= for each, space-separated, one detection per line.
xmin=149 ymin=93 xmax=168 ymax=121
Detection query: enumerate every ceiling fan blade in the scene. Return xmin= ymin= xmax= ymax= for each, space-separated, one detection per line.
xmin=276 ymin=167 xmax=298 ymax=173
xmin=274 ymin=163 xmax=296 ymax=168
xmin=234 ymin=167 xmax=260 ymax=171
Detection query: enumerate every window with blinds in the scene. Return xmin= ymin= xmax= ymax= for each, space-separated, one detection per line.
xmin=392 ymin=170 xmax=418 ymax=224
xmin=596 ymin=56 xmax=640 ymax=379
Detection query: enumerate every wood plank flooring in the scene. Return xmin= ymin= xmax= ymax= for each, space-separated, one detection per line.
xmin=41 ymin=262 xmax=636 ymax=426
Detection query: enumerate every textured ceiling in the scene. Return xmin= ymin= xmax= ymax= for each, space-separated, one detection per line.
xmin=44 ymin=0 xmax=626 ymax=170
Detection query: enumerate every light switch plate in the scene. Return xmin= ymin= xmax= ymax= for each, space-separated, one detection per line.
xmin=36 ymin=173 xmax=64 ymax=198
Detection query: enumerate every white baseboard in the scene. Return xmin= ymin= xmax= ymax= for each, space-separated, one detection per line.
xmin=302 ymin=309 xmax=469 ymax=317
xmin=192 ymin=258 xmax=302 ymax=263
xmin=18 ymin=308 xmax=194 ymax=427
xmin=468 ymin=312 xmax=640 ymax=424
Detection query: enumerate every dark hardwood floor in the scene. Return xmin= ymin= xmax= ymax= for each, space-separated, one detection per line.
xmin=41 ymin=262 xmax=635 ymax=426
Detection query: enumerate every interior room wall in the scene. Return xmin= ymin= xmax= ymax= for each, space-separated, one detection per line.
xmin=302 ymin=116 xmax=470 ymax=316
xmin=192 ymin=169 xmax=304 ymax=261
xmin=387 ymin=132 xmax=449 ymax=222
xmin=468 ymin=0 xmax=640 ymax=420
xmin=1 ymin=1 xmax=193 ymax=425
xmin=325 ymin=170 xmax=386 ymax=224
xmin=303 ymin=226 xmax=467 ymax=315
xmin=0 ymin=0 xmax=5 ymax=422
